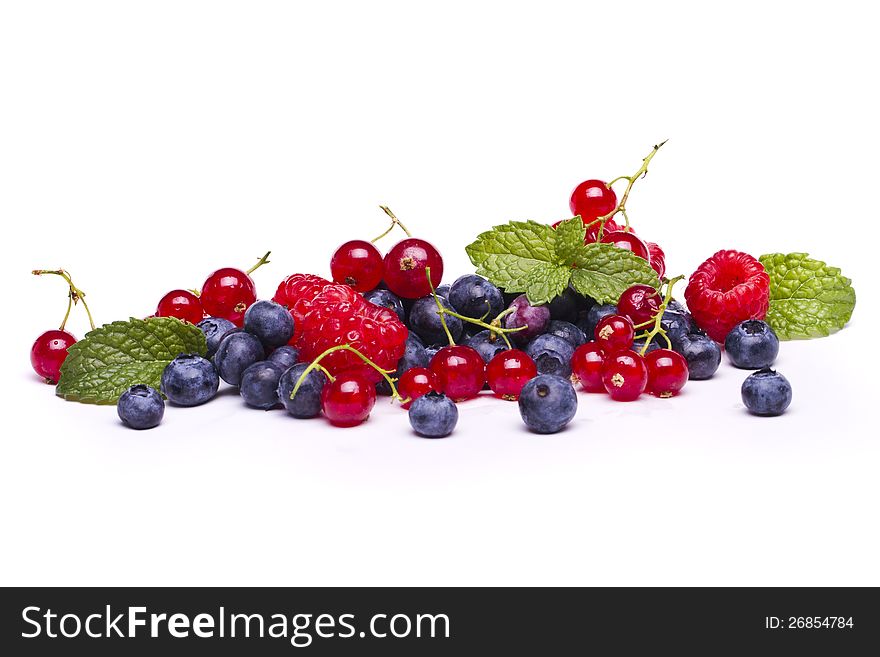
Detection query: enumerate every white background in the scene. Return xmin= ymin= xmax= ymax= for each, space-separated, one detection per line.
xmin=1 ymin=1 xmax=878 ymax=586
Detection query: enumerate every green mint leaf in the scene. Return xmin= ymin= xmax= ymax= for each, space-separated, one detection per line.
xmin=56 ymin=317 xmax=208 ymax=404
xmin=554 ymin=217 xmax=586 ymax=264
xmin=523 ymin=263 xmax=573 ymax=304
xmin=758 ymin=252 xmax=856 ymax=340
xmin=465 ymin=220 xmax=561 ymax=295
xmin=569 ymin=243 xmax=660 ymax=304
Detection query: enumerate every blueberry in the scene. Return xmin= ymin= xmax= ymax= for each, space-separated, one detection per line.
xmin=435 ymin=284 xmax=451 ymax=300
xmin=363 ymin=288 xmax=406 ymax=323
xmin=267 ymin=345 xmax=300 ymax=370
xmin=240 ymin=361 xmax=285 ymax=409
xmin=578 ymin=303 xmax=617 ymax=341
xmin=425 ymin=345 xmax=443 ymax=361
xmin=518 ymin=375 xmax=578 ymax=434
xmin=548 ymin=287 xmax=586 ymax=323
xmin=525 ymin=334 xmax=575 ymax=378
xmin=464 ymin=330 xmax=509 ymax=363
xmin=243 ymin=300 xmax=295 ymax=348
xmin=631 ymin=337 xmax=662 ymax=355
xmin=741 ymin=368 xmax=792 ymax=416
xmin=725 ymin=320 xmax=779 ymax=369
xmin=546 ymin=320 xmax=587 ymax=348
xmin=408 ymin=392 xmax=458 ymax=438
xmin=377 ymin=334 xmax=429 ymax=396
xmin=161 ymin=354 xmax=220 ymax=406
xmin=117 ymin=384 xmax=164 ymax=429
xmin=504 ymin=295 xmax=551 ymax=344
xmin=213 ymin=332 xmax=265 ymax=386
xmin=448 ymin=275 xmax=504 ymax=322
xmin=277 ymin=363 xmax=328 ymax=419
xmin=671 ymin=331 xmax=721 ymax=380
xmin=197 ymin=317 xmax=236 ymax=358
xmin=659 ymin=309 xmax=694 ymax=344
xmin=408 ymin=296 xmax=463 ymax=346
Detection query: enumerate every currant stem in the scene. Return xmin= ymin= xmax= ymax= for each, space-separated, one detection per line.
xmin=290 ymin=344 xmax=405 ymax=403
xmin=424 ymin=268 xmax=526 ymax=349
xmin=32 ymin=269 xmax=96 ymax=331
xmin=246 ymin=251 xmax=272 ymax=275
xmin=636 ymin=274 xmax=684 ymax=356
xmin=372 ymin=206 xmax=413 ymax=242
xmin=595 ymin=140 xmax=667 ymax=241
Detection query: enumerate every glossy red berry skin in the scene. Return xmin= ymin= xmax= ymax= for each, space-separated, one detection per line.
xmin=601 ymin=351 xmax=648 ymax=401
xmin=156 ymin=289 xmax=204 ymax=324
xmin=647 ymin=242 xmax=666 ymax=278
xmin=398 ymin=367 xmax=441 ymax=410
xmin=571 ymin=342 xmax=605 ymax=393
xmin=429 ymin=345 xmax=485 ymax=402
xmin=617 ymin=284 xmax=662 ymax=328
xmin=594 ymin=314 xmax=635 ymax=353
xmin=321 ymin=372 xmax=376 ymax=427
xmin=330 ymin=240 xmax=384 ymax=292
xmin=486 ymin=349 xmax=537 ymax=400
xmin=31 ymin=329 xmax=77 ymax=384
xmin=569 ymin=179 xmax=618 ymax=221
xmin=645 ymin=349 xmax=689 ymax=398
xmin=383 ymin=238 xmax=444 ymax=299
xmin=600 ymin=230 xmax=651 ymax=262
xmin=684 ymin=250 xmax=771 ymax=343
xmin=200 ymin=267 xmax=257 ymax=326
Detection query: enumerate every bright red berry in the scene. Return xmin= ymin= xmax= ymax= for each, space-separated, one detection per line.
xmin=383 ymin=238 xmax=444 ymax=299
xmin=200 ymin=267 xmax=257 ymax=326
xmin=156 ymin=289 xmax=204 ymax=324
xmin=571 ymin=342 xmax=605 ymax=392
xmin=617 ymin=284 xmax=662 ymax=328
xmin=31 ymin=329 xmax=77 ymax=384
xmin=645 ymin=349 xmax=689 ymax=398
xmin=684 ymin=250 xmax=770 ymax=343
xmin=330 ymin=240 xmax=384 ymax=292
xmin=398 ymin=367 xmax=441 ymax=410
xmin=594 ymin=314 xmax=635 ymax=353
xmin=600 ymin=230 xmax=651 ymax=262
xmin=647 ymin=242 xmax=666 ymax=278
xmin=601 ymin=351 xmax=648 ymax=401
xmin=429 ymin=345 xmax=485 ymax=402
xmin=486 ymin=349 xmax=537 ymax=400
xmin=280 ymin=274 xmax=409 ymax=378
xmin=585 ymin=217 xmax=622 ymax=243
xmin=321 ymin=372 xmax=376 ymax=427
xmin=569 ymin=179 xmax=617 ymax=221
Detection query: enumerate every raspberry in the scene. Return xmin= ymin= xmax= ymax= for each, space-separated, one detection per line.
xmin=684 ymin=250 xmax=770 ymax=343
xmin=275 ymin=274 xmax=408 ymax=378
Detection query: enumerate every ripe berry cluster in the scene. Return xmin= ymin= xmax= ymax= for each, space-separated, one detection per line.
xmin=32 ymin=146 xmax=796 ymax=435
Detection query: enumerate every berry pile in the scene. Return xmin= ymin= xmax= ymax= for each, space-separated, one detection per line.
xmin=32 ymin=144 xmax=801 ymax=435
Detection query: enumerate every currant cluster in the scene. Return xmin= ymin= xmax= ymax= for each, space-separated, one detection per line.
xmin=154 ymin=252 xmax=272 ymax=327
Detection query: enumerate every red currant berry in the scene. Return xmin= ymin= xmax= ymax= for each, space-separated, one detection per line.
xmin=584 ymin=217 xmax=622 ymax=243
xmin=398 ymin=367 xmax=441 ymax=410
xmin=647 ymin=242 xmax=666 ymax=278
xmin=569 ymin=179 xmax=617 ymax=221
xmin=383 ymin=238 xmax=444 ymax=299
xmin=601 ymin=352 xmax=648 ymax=401
xmin=330 ymin=240 xmax=384 ymax=292
xmin=617 ymin=284 xmax=662 ymax=328
xmin=31 ymin=329 xmax=77 ymax=384
xmin=429 ymin=345 xmax=485 ymax=402
xmin=594 ymin=314 xmax=635 ymax=353
xmin=486 ymin=349 xmax=537 ymax=400
xmin=645 ymin=349 xmax=689 ymax=398
xmin=600 ymin=230 xmax=651 ymax=262
xmin=321 ymin=372 xmax=376 ymax=427
xmin=571 ymin=342 xmax=605 ymax=393
xmin=200 ymin=267 xmax=257 ymax=326
xmin=156 ymin=289 xmax=204 ymax=324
